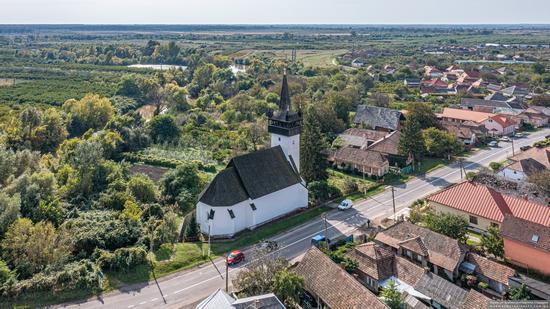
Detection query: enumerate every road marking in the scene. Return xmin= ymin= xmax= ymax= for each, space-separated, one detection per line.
xmin=138 ymin=301 xmax=147 ymax=305
xmin=127 ymin=305 xmax=135 ymax=308
xmin=151 ymin=298 xmax=158 ymax=301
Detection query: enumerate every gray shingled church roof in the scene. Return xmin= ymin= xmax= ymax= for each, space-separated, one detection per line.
xmin=199 ymin=146 xmax=301 ymax=206
xmin=353 ymin=105 xmax=403 ymax=131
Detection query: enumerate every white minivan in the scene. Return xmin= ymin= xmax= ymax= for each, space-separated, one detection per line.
xmin=338 ymin=199 xmax=353 ymax=210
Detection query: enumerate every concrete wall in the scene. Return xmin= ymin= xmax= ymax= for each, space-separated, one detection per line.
xmin=497 ymin=168 xmax=526 ymax=181
xmin=504 ymin=238 xmax=550 ymax=275
xmin=271 ymin=133 xmax=301 ymax=172
xmin=197 ymin=183 xmax=308 ymax=237
xmin=430 ymin=201 xmax=500 ymax=232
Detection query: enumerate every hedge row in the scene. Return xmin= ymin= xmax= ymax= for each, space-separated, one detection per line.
xmin=123 ymin=153 xmax=216 ymax=173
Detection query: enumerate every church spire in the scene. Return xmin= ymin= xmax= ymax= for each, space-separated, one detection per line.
xmin=279 ymin=68 xmax=291 ymax=112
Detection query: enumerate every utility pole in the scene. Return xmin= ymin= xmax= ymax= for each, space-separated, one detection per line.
xmin=459 ymin=158 xmax=464 ymax=180
xmin=391 ymin=186 xmax=396 ymax=221
xmin=207 ymin=220 xmax=212 ymax=257
xmin=225 ymin=256 xmax=229 ymax=292
xmin=322 ymin=214 xmax=329 ymax=247
xmin=511 ymin=138 xmax=515 ymax=157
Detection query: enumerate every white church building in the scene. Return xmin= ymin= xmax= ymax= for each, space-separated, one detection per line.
xmin=196 ymin=72 xmax=308 ymax=238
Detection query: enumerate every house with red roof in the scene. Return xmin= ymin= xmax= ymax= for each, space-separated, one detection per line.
xmin=437 ymin=108 xmax=515 ymax=136
xmin=427 ymin=181 xmax=550 ymax=232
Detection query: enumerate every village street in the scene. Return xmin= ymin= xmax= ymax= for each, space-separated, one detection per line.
xmin=62 ymin=128 xmax=550 ymax=309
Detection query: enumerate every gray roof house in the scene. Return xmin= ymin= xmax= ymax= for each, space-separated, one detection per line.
xmin=196 ymin=289 xmax=285 ymax=309
xmin=353 ymin=105 xmax=404 ymax=132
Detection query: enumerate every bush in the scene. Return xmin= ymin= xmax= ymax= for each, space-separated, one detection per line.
xmin=0 ymin=260 xmax=100 ymax=298
xmin=341 ymin=178 xmax=358 ymax=195
xmin=97 ymin=247 xmax=148 ymax=272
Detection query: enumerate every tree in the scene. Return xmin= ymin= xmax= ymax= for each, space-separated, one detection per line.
xmin=63 ymin=94 xmax=115 ymax=136
xmin=0 ymin=192 xmax=20 ymax=237
xmin=151 ymin=212 xmax=179 ymax=249
xmin=1 ymin=218 xmax=73 ymax=277
xmin=480 ymin=226 xmax=504 ymax=258
xmin=342 ymin=257 xmax=359 ymax=273
xmin=300 ymin=106 xmax=329 ymax=183
xmin=142 ymin=78 xmax=167 ymax=116
xmin=272 ymin=269 xmax=304 ymax=308
xmin=370 ymin=92 xmax=390 ymax=107
xmin=127 ymin=174 xmax=157 ymax=203
xmin=528 ymin=170 xmax=550 ymax=194
xmin=399 ymin=118 xmax=426 ymax=169
xmin=160 ymin=163 xmax=203 ymax=209
xmin=148 ymin=114 xmax=180 ymax=144
xmin=423 ymin=127 xmax=463 ymax=159
xmin=31 ymin=108 xmax=68 ymax=153
xmin=120 ymin=200 xmax=143 ymax=222
xmin=489 ymin=161 xmax=503 ymax=173
xmin=533 ymin=63 xmax=546 ymax=75
xmin=183 ymin=212 xmax=200 ymax=242
xmin=423 ymin=211 xmax=468 ymax=243
xmin=0 ymin=259 xmax=14 ymax=286
xmin=116 ymin=74 xmax=142 ymax=97
xmin=233 ymin=248 xmax=289 ymax=297
xmin=381 ymin=280 xmax=404 ymax=309
xmin=407 ymin=103 xmax=440 ymax=130
xmin=508 ymin=284 xmax=532 ymax=300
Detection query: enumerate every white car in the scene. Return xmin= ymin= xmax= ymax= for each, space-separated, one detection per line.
xmin=338 ymin=199 xmax=353 ymax=210
xmin=488 ymin=141 xmax=499 ymax=147
xmin=500 ymin=136 xmax=511 ymax=142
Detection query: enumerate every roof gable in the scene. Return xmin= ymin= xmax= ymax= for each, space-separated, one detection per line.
xmin=199 ymin=146 xmax=301 ymax=206
xmin=353 ymin=105 xmax=403 ymax=131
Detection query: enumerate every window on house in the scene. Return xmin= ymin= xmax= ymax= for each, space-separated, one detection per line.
xmin=532 ymin=234 xmax=540 ymax=243
xmin=469 ymin=215 xmax=478 ymax=225
xmin=207 ymin=209 xmax=215 ymax=220
xmin=227 ymin=209 xmax=235 ymax=219
xmin=406 ymin=250 xmax=412 ymax=258
xmin=249 ymin=203 xmax=257 ymax=211
xmin=416 ymin=254 xmax=423 ymax=262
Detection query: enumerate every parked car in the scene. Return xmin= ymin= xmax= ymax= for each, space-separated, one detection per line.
xmin=488 ymin=141 xmax=499 ymax=147
xmin=500 ymin=136 xmax=511 ymax=142
xmin=520 ymin=145 xmax=532 ymax=151
xmin=514 ymin=132 xmax=524 ymax=138
xmin=338 ymin=199 xmax=353 ymax=210
xmin=256 ymin=240 xmax=279 ymax=252
xmin=227 ymin=250 xmax=245 ymax=265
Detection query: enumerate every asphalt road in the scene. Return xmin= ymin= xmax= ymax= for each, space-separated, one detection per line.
xmin=62 ymin=128 xmax=550 ymax=309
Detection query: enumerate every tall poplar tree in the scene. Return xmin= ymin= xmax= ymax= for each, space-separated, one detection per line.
xmin=399 ymin=118 xmax=426 ymax=170
xmin=300 ymin=106 xmax=328 ymax=183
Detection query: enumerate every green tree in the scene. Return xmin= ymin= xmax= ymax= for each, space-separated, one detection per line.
xmin=423 ymin=127 xmax=463 ymax=159
xmin=508 ymin=284 xmax=532 ymax=300
xmin=183 ymin=212 xmax=200 ymax=242
xmin=489 ymin=162 xmax=503 ymax=173
xmin=407 ymin=103 xmax=440 ymax=129
xmin=127 ymin=174 xmax=157 ymax=204
xmin=0 ymin=259 xmax=14 ymax=286
xmin=148 ymin=114 xmax=180 ymax=144
xmin=233 ymin=248 xmax=288 ymax=297
xmin=533 ymin=63 xmax=546 ymax=75
xmin=0 ymin=192 xmax=20 ymax=237
xmin=160 ymin=163 xmax=203 ymax=209
xmin=301 ymin=106 xmax=329 ymax=183
xmin=272 ymin=269 xmax=304 ymax=308
xmin=63 ymin=94 xmax=115 ymax=136
xmin=480 ymin=226 xmax=504 ymax=258
xmin=1 ymin=218 xmax=73 ymax=277
xmin=399 ymin=118 xmax=426 ymax=169
xmin=423 ymin=211 xmax=469 ymax=243
xmin=116 ymin=74 xmax=142 ymax=97
xmin=342 ymin=257 xmax=359 ymax=273
xmin=381 ymin=280 xmax=405 ymax=309
xmin=120 ymin=200 xmax=143 ymax=222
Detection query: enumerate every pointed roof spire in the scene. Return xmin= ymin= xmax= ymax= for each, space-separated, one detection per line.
xmin=279 ymin=68 xmax=291 ymax=112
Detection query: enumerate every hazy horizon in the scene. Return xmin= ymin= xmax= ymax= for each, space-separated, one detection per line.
xmin=1 ymin=0 xmax=549 ymax=25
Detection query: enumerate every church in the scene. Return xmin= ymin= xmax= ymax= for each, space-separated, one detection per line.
xmin=196 ymin=72 xmax=309 ymax=238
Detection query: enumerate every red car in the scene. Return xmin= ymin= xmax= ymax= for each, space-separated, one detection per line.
xmin=227 ymin=250 xmax=245 ymax=265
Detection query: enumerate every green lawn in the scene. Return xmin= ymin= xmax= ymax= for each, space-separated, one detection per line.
xmin=384 ymin=158 xmax=449 ymax=186
xmin=328 ymin=168 xmax=378 ymax=193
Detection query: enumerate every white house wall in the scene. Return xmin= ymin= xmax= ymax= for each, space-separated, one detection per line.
xmin=196 ymin=183 xmax=308 ymax=237
xmin=497 ymin=168 xmax=526 ymax=181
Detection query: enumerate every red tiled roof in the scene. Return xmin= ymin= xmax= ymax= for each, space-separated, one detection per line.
xmin=501 ymin=215 xmax=550 ymax=252
xmin=428 ymin=182 xmax=550 ymax=226
xmin=490 ymin=114 xmax=516 ymax=128
xmin=467 ymin=253 xmax=516 ymax=285
xmin=437 ymin=108 xmax=494 ymax=124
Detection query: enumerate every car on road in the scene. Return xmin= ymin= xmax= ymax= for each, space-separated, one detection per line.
xmin=500 ymin=136 xmax=511 ymax=142
xmin=520 ymin=145 xmax=532 ymax=151
xmin=256 ymin=240 xmax=279 ymax=252
xmin=488 ymin=141 xmax=499 ymax=147
xmin=514 ymin=132 xmax=525 ymax=138
xmin=227 ymin=250 xmax=244 ymax=265
xmin=338 ymin=199 xmax=353 ymax=210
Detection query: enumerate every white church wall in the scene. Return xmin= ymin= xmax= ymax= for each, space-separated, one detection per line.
xmin=271 ymin=134 xmax=301 ymax=172
xmin=250 ymin=183 xmax=308 ymax=228
xmin=196 ymin=200 xmax=249 ymax=237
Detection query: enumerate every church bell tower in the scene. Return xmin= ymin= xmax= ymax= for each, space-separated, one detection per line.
xmin=268 ymin=70 xmax=303 ymax=172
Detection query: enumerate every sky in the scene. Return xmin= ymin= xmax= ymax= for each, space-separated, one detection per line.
xmin=1 ymin=0 xmax=549 ymax=24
